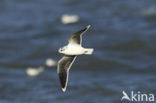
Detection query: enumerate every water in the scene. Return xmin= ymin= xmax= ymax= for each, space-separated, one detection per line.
xmin=0 ymin=0 xmax=156 ymax=103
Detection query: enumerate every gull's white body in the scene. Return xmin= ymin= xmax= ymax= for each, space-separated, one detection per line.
xmin=65 ymin=44 xmax=85 ymax=55
xmin=59 ymin=43 xmax=93 ymax=55
xmin=61 ymin=44 xmax=83 ymax=55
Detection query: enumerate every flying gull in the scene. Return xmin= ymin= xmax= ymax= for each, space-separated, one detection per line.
xmin=57 ymin=25 xmax=94 ymax=92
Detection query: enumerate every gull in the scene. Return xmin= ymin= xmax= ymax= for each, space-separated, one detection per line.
xmin=57 ymin=25 xmax=94 ymax=92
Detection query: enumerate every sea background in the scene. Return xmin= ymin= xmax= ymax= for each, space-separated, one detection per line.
xmin=0 ymin=0 xmax=156 ymax=103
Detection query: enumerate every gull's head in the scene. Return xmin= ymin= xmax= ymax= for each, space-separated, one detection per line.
xmin=58 ymin=46 xmax=67 ymax=54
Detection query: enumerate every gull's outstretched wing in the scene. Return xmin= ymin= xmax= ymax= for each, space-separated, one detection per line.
xmin=57 ymin=55 xmax=77 ymax=92
xmin=67 ymin=25 xmax=90 ymax=45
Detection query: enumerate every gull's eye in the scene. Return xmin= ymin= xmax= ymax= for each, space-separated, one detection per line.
xmin=60 ymin=48 xmax=65 ymax=51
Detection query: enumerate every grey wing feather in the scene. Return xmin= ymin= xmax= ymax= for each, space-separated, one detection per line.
xmin=57 ymin=55 xmax=77 ymax=92
xmin=67 ymin=25 xmax=90 ymax=45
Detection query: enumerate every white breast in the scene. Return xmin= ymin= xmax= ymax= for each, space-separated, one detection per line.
xmin=64 ymin=44 xmax=85 ymax=55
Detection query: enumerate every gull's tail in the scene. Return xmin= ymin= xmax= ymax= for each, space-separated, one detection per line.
xmin=84 ymin=48 xmax=94 ymax=55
